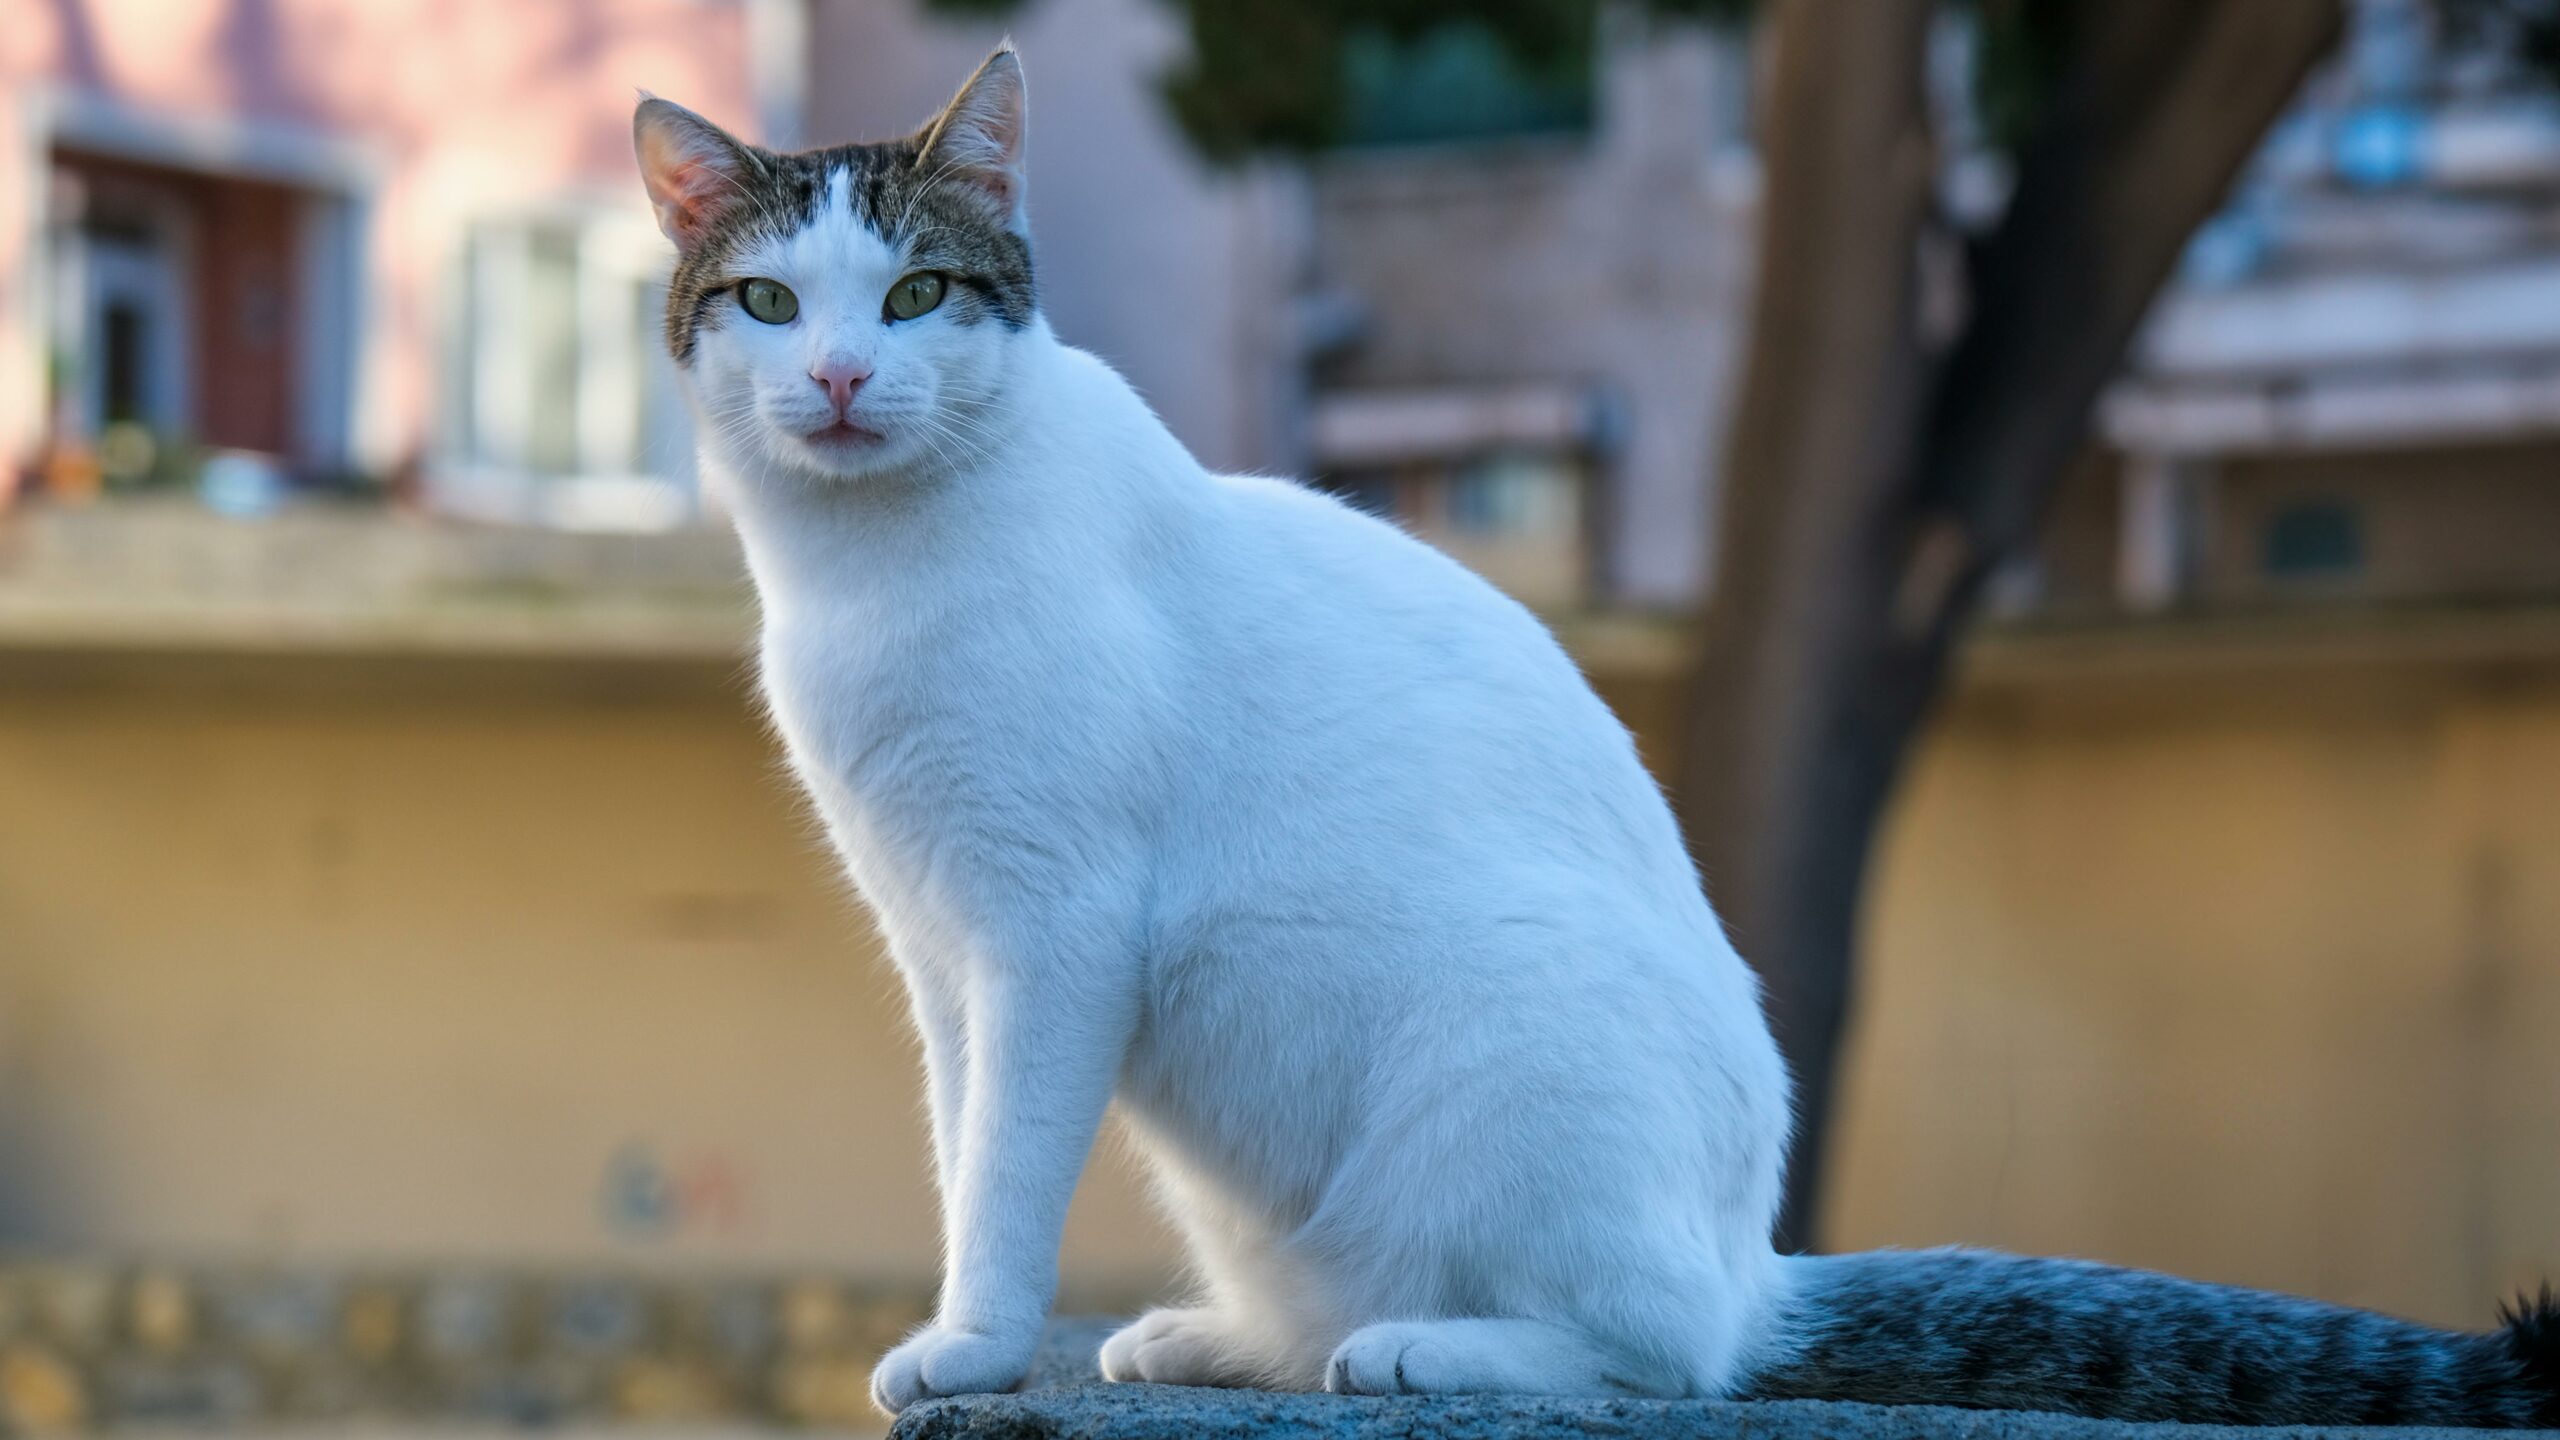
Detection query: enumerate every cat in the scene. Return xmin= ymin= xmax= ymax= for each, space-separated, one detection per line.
xmin=633 ymin=44 xmax=2559 ymax=1427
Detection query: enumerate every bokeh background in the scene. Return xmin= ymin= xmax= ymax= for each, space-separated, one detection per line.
xmin=1 ymin=0 xmax=2557 ymax=1431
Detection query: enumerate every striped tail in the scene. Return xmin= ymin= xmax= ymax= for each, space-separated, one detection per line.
xmin=1745 ymin=1248 xmax=2560 ymax=1428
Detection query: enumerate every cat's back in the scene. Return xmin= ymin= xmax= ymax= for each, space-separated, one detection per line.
xmin=1192 ymin=471 xmax=1571 ymax=683
xmin=1124 ymin=464 xmax=1769 ymax=1156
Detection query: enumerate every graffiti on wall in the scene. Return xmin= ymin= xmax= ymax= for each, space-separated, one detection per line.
xmin=598 ymin=1142 xmax=750 ymax=1240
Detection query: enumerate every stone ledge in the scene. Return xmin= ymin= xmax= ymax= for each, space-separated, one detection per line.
xmin=0 ymin=500 xmax=754 ymax=661
xmin=0 ymin=498 xmax=1696 ymax=679
xmin=894 ymin=1320 xmax=2532 ymax=1440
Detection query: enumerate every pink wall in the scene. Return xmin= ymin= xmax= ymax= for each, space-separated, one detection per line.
xmin=0 ymin=0 xmax=759 ymax=477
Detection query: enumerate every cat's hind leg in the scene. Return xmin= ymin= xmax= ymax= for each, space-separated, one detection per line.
xmin=1323 ymin=1318 xmax=1683 ymax=1399
xmin=1099 ymin=1307 xmax=1283 ymax=1388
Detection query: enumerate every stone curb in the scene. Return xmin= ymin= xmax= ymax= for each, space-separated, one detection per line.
xmin=0 ymin=1261 xmax=944 ymax=1430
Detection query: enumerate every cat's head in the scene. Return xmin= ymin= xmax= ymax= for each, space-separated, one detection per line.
xmin=635 ymin=46 xmax=1034 ymax=484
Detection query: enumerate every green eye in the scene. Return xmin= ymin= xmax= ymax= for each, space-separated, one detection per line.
xmin=885 ymin=272 xmax=946 ymax=321
xmin=738 ymin=278 xmax=797 ymax=324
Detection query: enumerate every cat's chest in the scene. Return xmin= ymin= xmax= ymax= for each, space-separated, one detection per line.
xmin=753 ymin=603 xmax=1122 ymax=903
xmin=758 ymin=619 xmax=981 ymax=826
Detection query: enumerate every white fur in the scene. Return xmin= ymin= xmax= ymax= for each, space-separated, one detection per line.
xmin=659 ymin=67 xmax=1796 ymax=1419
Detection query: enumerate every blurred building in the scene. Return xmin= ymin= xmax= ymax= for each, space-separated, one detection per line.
xmin=1293 ymin=15 xmax=1758 ymax=611
xmin=0 ymin=0 xmax=780 ymax=525
xmin=6 ymin=0 xmax=1761 ymax=595
xmin=2053 ymin=0 xmax=2560 ymax=616
xmin=806 ymin=2 xmax=1760 ymax=613
xmin=1827 ymin=0 xmax=2560 ymax=1324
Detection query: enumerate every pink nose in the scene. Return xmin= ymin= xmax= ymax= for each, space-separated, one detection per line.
xmin=809 ymin=360 xmax=872 ymax=413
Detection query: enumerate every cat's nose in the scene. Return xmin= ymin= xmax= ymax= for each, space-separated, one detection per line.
xmin=809 ymin=359 xmax=872 ymax=413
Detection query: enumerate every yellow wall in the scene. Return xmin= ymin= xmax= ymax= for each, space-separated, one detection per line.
xmin=4 ymin=628 xmax=2556 ymax=1333
xmin=1829 ymin=640 xmax=2560 ymax=1328
xmin=0 ymin=650 xmax=1173 ymax=1298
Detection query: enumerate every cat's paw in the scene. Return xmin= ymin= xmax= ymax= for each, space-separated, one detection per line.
xmin=869 ymin=1323 xmax=1036 ymax=1415
xmin=1323 ymin=1318 xmax=1647 ymax=1397
xmin=1098 ymin=1307 xmax=1250 ymax=1387
xmin=1324 ymin=1322 xmax=1459 ymax=1395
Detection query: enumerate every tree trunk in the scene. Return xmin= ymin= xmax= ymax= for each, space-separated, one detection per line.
xmin=1676 ymin=0 xmax=1939 ymax=1255
xmin=1681 ymin=0 xmax=2343 ymax=1253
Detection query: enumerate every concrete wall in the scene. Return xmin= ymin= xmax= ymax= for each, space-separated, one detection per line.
xmin=1830 ymin=630 xmax=2560 ymax=1329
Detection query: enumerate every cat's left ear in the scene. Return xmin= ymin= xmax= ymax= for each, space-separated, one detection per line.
xmin=916 ymin=43 xmax=1028 ymax=230
xmin=634 ymin=96 xmax=762 ymax=251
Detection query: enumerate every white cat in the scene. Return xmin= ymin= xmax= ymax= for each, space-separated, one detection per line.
xmin=633 ymin=45 xmax=2560 ymax=1429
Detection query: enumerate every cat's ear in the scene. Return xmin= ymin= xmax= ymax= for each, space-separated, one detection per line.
xmin=634 ymin=96 xmax=761 ymax=251
xmin=915 ymin=43 xmax=1027 ymax=229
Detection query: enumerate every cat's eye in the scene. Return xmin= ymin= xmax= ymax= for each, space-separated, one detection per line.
xmin=738 ymin=278 xmax=798 ymax=325
xmin=885 ymin=272 xmax=947 ymax=322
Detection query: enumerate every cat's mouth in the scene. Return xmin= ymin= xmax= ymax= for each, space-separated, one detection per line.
xmin=804 ymin=419 xmax=887 ymax=448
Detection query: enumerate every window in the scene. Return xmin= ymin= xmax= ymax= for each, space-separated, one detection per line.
xmin=441 ymin=213 xmax=694 ymax=530
xmin=2262 ymin=499 xmax=2366 ymax=579
xmin=1328 ymin=448 xmax=1592 ymax=610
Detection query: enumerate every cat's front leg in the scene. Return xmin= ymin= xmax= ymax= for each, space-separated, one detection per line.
xmin=871 ymin=933 xmax=1137 ymax=1414
xmin=902 ymin=974 xmax=968 ymax=1209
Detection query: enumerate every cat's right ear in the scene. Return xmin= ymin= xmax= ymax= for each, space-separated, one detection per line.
xmin=634 ymin=97 xmax=758 ymax=251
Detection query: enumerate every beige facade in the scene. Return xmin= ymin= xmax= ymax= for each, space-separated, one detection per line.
xmin=1833 ymin=615 xmax=2560 ymax=1330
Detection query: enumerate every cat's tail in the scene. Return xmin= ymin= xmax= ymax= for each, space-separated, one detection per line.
xmin=1742 ymin=1247 xmax=2560 ymax=1428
